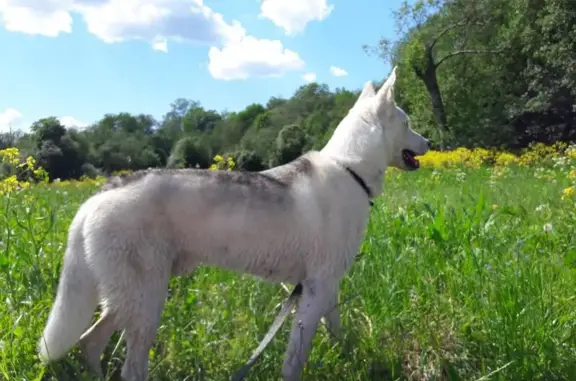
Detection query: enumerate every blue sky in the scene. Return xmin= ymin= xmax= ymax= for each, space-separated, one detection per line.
xmin=0 ymin=0 xmax=407 ymax=133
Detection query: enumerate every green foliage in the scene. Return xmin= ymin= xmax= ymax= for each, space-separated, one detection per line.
xmin=31 ymin=117 xmax=67 ymax=148
xmin=233 ymin=150 xmax=265 ymax=172
xmin=274 ymin=124 xmax=309 ymax=166
xmin=182 ymin=102 xmax=222 ymax=134
xmin=5 ymin=81 xmax=366 ymax=180
xmin=30 ymin=118 xmax=90 ymax=180
xmin=2 ymin=166 xmax=575 ymax=380
xmin=167 ymin=136 xmax=210 ymax=169
xmin=366 ymin=0 xmax=575 ymax=148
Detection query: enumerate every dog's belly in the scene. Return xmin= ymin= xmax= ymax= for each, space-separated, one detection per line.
xmin=181 ymin=237 xmax=308 ymax=284
xmin=223 ymin=251 xmax=307 ymax=284
xmin=172 ymin=218 xmax=311 ymax=284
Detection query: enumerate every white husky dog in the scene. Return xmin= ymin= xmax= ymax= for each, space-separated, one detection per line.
xmin=38 ymin=67 xmax=429 ymax=381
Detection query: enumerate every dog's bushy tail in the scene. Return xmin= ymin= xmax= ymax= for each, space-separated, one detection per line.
xmin=38 ymin=209 xmax=99 ymax=363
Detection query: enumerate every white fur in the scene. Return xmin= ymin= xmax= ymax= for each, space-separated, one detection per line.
xmin=38 ymin=200 xmax=99 ymax=362
xmin=37 ymin=67 xmax=429 ymax=381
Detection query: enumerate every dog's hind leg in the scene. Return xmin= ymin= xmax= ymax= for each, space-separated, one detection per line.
xmin=88 ymin=238 xmax=172 ymax=381
xmin=322 ymin=292 xmax=342 ymax=343
xmin=282 ymin=279 xmax=338 ymax=381
xmin=78 ymin=309 xmax=116 ymax=380
xmin=117 ymin=269 xmax=170 ymax=381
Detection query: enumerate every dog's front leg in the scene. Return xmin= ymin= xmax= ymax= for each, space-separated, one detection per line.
xmin=282 ymin=279 xmax=337 ymax=381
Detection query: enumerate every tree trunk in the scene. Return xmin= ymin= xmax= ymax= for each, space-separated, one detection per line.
xmin=413 ymin=53 xmax=450 ymax=148
xmin=417 ymin=58 xmax=449 ymax=130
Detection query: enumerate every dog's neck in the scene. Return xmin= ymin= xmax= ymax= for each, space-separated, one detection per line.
xmin=343 ymin=166 xmax=374 ymax=206
xmin=320 ymin=107 xmax=388 ymax=198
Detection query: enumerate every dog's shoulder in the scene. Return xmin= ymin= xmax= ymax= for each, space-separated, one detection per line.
xmin=264 ymin=154 xmax=315 ymax=186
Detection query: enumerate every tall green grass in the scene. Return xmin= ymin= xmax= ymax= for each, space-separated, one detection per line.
xmin=1 ymin=167 xmax=575 ymax=380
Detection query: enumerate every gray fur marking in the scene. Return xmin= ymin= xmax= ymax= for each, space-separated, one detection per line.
xmin=100 ymin=156 xmax=313 ymax=194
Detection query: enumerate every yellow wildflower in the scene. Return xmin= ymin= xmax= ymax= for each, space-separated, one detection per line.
xmin=111 ymin=169 xmax=133 ymax=177
xmin=565 ymin=145 xmax=576 ymax=160
xmin=494 ymin=152 xmax=519 ymax=167
xmin=0 ymin=175 xmax=19 ymax=195
xmin=21 ymin=155 xmax=36 ymax=170
xmin=0 ymin=147 xmax=21 ymax=166
xmin=562 ymin=186 xmax=574 ymax=200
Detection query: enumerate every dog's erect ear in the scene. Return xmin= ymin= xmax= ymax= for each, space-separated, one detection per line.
xmin=375 ymin=66 xmax=397 ymax=118
xmin=354 ymin=81 xmax=376 ymax=107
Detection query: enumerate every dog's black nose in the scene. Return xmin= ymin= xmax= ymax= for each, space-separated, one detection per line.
xmin=426 ymin=139 xmax=432 ymax=148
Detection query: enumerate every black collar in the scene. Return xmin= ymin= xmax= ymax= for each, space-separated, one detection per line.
xmin=345 ymin=167 xmax=374 ymax=207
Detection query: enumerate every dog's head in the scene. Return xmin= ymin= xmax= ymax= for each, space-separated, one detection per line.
xmin=321 ymin=67 xmax=430 ymax=196
xmin=351 ymin=66 xmax=430 ymax=171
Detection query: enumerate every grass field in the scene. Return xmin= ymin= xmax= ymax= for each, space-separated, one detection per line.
xmin=1 ymin=150 xmax=575 ymax=380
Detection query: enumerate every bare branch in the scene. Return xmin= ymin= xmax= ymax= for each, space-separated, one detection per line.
xmin=456 ymin=24 xmax=472 ymax=50
xmin=429 ymin=20 xmax=470 ymax=50
xmin=435 ymin=49 xmax=504 ymax=68
xmin=429 ymin=15 xmax=494 ymax=51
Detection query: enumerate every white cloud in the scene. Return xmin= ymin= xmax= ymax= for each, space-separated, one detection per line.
xmin=208 ymin=36 xmax=304 ymax=80
xmin=302 ymin=72 xmax=316 ymax=82
xmin=75 ymin=0 xmax=246 ymax=49
xmin=329 ymin=65 xmax=347 ymax=77
xmin=259 ymin=0 xmax=334 ymax=35
xmin=0 ymin=108 xmax=23 ymax=133
xmin=0 ymin=0 xmax=73 ymax=37
xmin=58 ymin=115 xmax=89 ymax=129
xmin=0 ymin=1 xmax=307 ymax=80
xmin=0 ymin=0 xmax=246 ymax=49
xmin=152 ymin=36 xmax=167 ymax=52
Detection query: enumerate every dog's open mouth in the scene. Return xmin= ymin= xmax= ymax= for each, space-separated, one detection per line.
xmin=402 ymin=149 xmax=420 ymax=170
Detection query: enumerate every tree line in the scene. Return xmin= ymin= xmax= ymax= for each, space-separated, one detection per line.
xmin=1 ymin=0 xmax=573 ymax=181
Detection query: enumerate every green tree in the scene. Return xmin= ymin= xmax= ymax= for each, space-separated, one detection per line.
xmin=234 ymin=150 xmax=266 ymax=171
xmin=182 ymin=102 xmax=222 ymax=134
xmin=365 ymin=0 xmax=505 ymax=144
xmin=274 ymin=124 xmax=309 ymax=166
xmin=167 ymin=136 xmax=210 ymax=169
xmin=31 ymin=117 xmax=67 ymax=148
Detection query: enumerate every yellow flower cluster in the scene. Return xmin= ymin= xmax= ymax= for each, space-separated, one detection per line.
xmin=417 ymin=147 xmax=493 ymax=169
xmin=49 ymin=175 xmax=108 ymax=188
xmin=209 ymin=154 xmax=236 ymax=171
xmin=0 ymin=147 xmax=49 ymax=195
xmin=562 ymin=168 xmax=576 ymax=201
xmin=0 ymin=175 xmax=22 ymax=194
xmin=0 ymin=147 xmax=20 ymax=166
xmin=417 ymin=142 xmax=575 ymax=169
xmin=112 ymin=169 xmax=134 ymax=177
xmin=563 ymin=186 xmax=574 ymax=200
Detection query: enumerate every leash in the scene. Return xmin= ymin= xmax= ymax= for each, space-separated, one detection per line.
xmin=230 ymin=284 xmax=302 ymax=381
